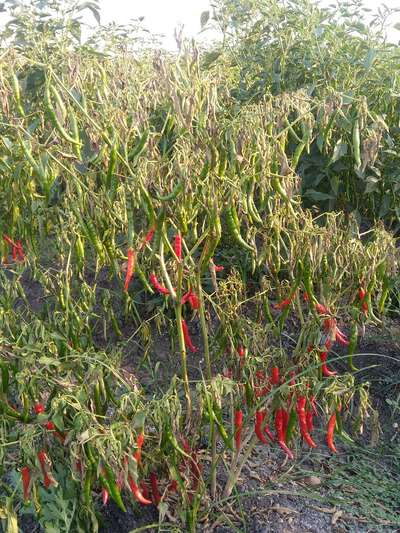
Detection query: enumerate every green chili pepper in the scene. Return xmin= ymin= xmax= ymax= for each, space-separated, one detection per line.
xmin=45 ymin=84 xmax=80 ymax=146
xmin=285 ymin=409 xmax=297 ymax=442
xmin=83 ymin=465 xmax=94 ymax=506
xmin=352 ymin=119 xmax=361 ymax=170
xmin=226 ymin=205 xmax=255 ymax=253
xmin=129 ymin=129 xmax=149 ymax=164
xmin=103 ymin=464 xmax=126 ymax=512
xmin=11 ymin=72 xmax=25 ymax=117
xmin=155 ymin=181 xmax=183 ymax=202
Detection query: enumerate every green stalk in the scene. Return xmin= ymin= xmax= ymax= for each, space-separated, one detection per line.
xmin=175 ymin=262 xmax=192 ymax=420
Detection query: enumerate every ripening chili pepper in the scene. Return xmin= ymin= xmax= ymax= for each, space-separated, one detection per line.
xmin=234 ymin=409 xmax=243 ymax=450
xmin=149 ymin=273 xmax=170 ymax=295
xmin=303 ymin=292 xmax=309 ymax=302
xmin=133 ymin=432 xmax=145 ymax=463
xmin=271 ymin=366 xmax=280 ymax=385
xmin=296 ymin=397 xmax=317 ymax=448
xmin=124 ymin=247 xmax=135 ymax=292
xmin=320 ymin=351 xmax=337 ymax=377
xmin=102 ymin=487 xmax=109 ymax=506
xmin=255 ymin=410 xmax=268 ymax=445
xmin=326 ymin=413 xmax=338 ymax=453
xmin=181 ymin=319 xmax=198 ymax=353
xmin=128 ymin=476 xmax=152 ymax=505
xmin=150 ymin=472 xmax=161 ymax=505
xmin=34 ymin=403 xmax=45 ymax=415
xmin=275 ymin=409 xmax=294 ymax=459
xmin=21 ymin=466 xmax=31 ymax=502
xmin=174 ymin=232 xmax=182 ymax=261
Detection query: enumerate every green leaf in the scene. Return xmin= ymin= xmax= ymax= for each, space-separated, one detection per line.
xmin=303 ymin=189 xmax=335 ymax=201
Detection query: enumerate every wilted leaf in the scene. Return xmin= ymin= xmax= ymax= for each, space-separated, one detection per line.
xmin=200 ymin=10 xmax=210 ymax=28
xmin=330 ymin=139 xmax=348 ymax=164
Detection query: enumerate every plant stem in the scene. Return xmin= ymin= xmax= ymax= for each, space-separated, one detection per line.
xmin=175 ymin=262 xmax=192 ymax=420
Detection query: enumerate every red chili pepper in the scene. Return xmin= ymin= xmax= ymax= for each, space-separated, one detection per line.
xmin=296 ymin=397 xmax=317 ymax=448
xmin=223 ymin=368 xmax=233 ymax=379
xmin=310 ymin=395 xmax=318 ymax=417
xmin=325 ymin=338 xmax=332 ymax=350
xmin=320 ymin=351 xmax=337 ymax=377
xmin=326 ymin=413 xmax=338 ymax=453
xmin=264 ymin=423 xmax=275 ymax=443
xmin=38 ymin=450 xmax=56 ymax=489
xmin=168 ymin=479 xmax=178 ymax=492
xmin=181 ymin=319 xmax=198 ymax=353
xmin=303 ymin=292 xmax=309 ymax=302
xmin=16 ymin=241 xmax=24 ymax=261
xmin=21 ymin=466 xmax=31 ymax=501
xmin=270 ymin=366 xmax=280 ymax=385
xmin=128 ymin=475 xmax=152 ymax=505
xmin=188 ymin=291 xmax=200 ymax=310
xmin=144 ymin=225 xmax=155 ymax=243
xmin=273 ymin=297 xmax=291 ymax=310
xmin=149 ymin=273 xmax=170 ymax=295
xmin=234 ymin=409 xmax=243 ymax=450
xmin=150 ymin=472 xmax=161 ymax=505
xmin=124 ymin=247 xmax=135 ymax=292
xmin=133 ymin=431 xmax=145 ymax=463
xmin=173 ymin=232 xmax=182 ymax=261
xmin=45 ymin=421 xmax=66 ymax=443
xmin=139 ymin=480 xmax=150 ymax=503
xmin=315 ymin=302 xmax=329 ymax=315
xmin=237 ymin=346 xmax=245 ymax=357
xmin=3 ymin=234 xmax=17 ymax=247
xmin=335 ymin=327 xmax=349 ymax=346
xmin=275 ymin=409 xmax=294 ymax=459
xmin=12 ymin=246 xmax=17 ymax=261
xmin=45 ymin=421 xmax=55 ymax=430
xmin=306 ymin=410 xmax=313 ymax=433
xmin=34 ymin=403 xmax=45 ymax=415
xmin=102 ymin=487 xmax=109 ymax=505
xmin=281 ymin=408 xmax=289 ymax=441
xmin=255 ymin=410 xmax=268 ymax=444
xmin=181 ymin=289 xmax=200 ymax=310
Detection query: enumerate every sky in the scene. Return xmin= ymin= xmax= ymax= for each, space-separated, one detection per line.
xmin=96 ymin=0 xmax=400 ymax=48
